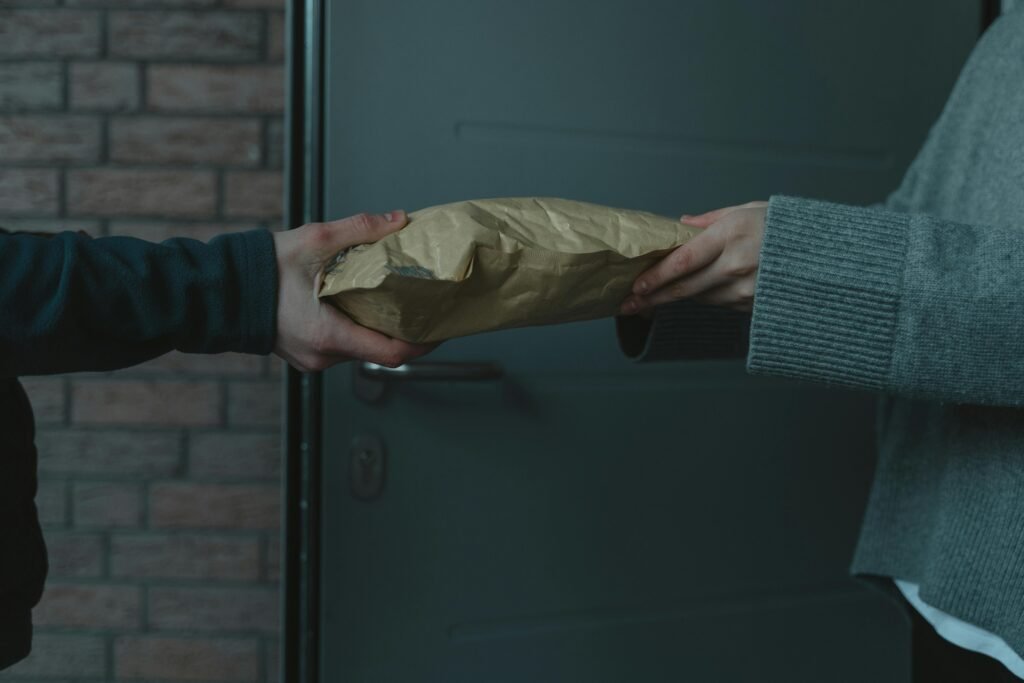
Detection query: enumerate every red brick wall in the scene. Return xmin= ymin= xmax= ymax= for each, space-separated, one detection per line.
xmin=0 ymin=2 xmax=286 ymax=682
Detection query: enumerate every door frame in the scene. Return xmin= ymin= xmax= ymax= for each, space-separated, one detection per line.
xmin=282 ymin=1 xmax=327 ymax=682
xmin=279 ymin=1 xmax=1000 ymax=681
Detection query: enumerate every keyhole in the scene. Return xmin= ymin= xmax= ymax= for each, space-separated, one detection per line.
xmin=358 ymin=450 xmax=375 ymax=485
xmin=350 ymin=436 xmax=385 ymax=501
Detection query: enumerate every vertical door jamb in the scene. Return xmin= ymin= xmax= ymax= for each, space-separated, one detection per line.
xmin=283 ymin=0 xmax=326 ymax=681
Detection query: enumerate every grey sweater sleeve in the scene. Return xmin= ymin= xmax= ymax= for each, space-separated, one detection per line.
xmin=616 ymin=101 xmax=918 ymax=365
xmin=748 ymin=194 xmax=1024 ymax=407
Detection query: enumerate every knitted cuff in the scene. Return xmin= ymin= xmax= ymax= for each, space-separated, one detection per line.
xmin=224 ymin=229 xmax=278 ymax=356
xmin=747 ymin=195 xmax=908 ymax=390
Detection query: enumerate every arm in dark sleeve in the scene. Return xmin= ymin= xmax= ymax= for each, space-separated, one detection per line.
xmin=616 ymin=301 xmax=750 ymax=362
xmin=0 ymin=229 xmax=277 ymax=377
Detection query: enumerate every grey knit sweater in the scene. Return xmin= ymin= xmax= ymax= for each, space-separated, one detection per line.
xmin=623 ymin=6 xmax=1024 ymax=656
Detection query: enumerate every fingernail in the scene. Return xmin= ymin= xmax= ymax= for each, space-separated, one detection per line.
xmin=386 ymin=209 xmax=406 ymax=223
xmin=681 ymin=214 xmax=693 ymax=220
xmin=635 ymin=280 xmax=649 ymax=294
xmin=621 ymin=299 xmax=637 ymax=315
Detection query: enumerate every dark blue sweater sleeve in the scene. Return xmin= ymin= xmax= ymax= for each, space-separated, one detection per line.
xmin=0 ymin=229 xmax=278 ymax=377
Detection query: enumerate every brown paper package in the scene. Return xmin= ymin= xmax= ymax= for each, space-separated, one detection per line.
xmin=319 ymin=197 xmax=698 ymax=343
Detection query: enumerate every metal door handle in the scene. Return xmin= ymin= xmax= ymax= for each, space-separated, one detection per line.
xmin=354 ymin=361 xmax=503 ymax=402
xmin=359 ymin=361 xmax=503 ymax=381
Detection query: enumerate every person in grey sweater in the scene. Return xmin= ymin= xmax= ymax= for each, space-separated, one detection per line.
xmin=618 ymin=6 xmax=1024 ymax=682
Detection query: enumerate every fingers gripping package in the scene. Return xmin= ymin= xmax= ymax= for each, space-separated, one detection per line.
xmin=318 ymin=197 xmax=698 ymax=343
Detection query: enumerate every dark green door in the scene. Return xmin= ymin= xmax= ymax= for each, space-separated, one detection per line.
xmin=316 ymin=1 xmax=979 ymax=680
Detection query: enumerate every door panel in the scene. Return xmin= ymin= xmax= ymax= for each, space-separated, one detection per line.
xmin=319 ymin=1 xmax=978 ymax=680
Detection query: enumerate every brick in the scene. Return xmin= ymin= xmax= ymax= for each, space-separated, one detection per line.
xmin=190 ymin=432 xmax=280 ymax=480
xmin=19 ymin=377 xmax=65 ymax=424
xmin=67 ymin=169 xmax=217 ymax=218
xmin=0 ymin=169 xmax=58 ymax=215
xmin=109 ymin=221 xmax=258 ymax=242
xmin=224 ymin=171 xmax=283 ymax=219
xmin=110 ymin=11 xmax=261 ymax=61
xmin=73 ymin=481 xmax=143 ymax=527
xmin=130 ymin=351 xmax=265 ymax=376
xmin=0 ymin=218 xmax=99 ymax=234
xmin=70 ymin=62 xmax=139 ymax=111
xmin=45 ymin=531 xmax=104 ymax=578
xmin=224 ymin=0 xmax=284 ymax=7
xmin=151 ymin=482 xmax=279 ymax=529
xmin=116 ymin=636 xmax=259 ymax=681
xmin=0 ymin=116 xmax=100 ymax=163
xmin=36 ymin=480 xmax=68 ymax=527
xmin=267 ymin=119 xmax=283 ymax=168
xmin=268 ymin=12 xmax=285 ymax=62
xmin=0 ymin=62 xmax=62 ymax=109
xmin=149 ymin=586 xmax=279 ymax=633
xmin=266 ymin=639 xmax=280 ymax=683
xmin=227 ymin=380 xmax=281 ymax=427
xmin=111 ymin=117 xmax=261 ymax=166
xmin=34 ymin=583 xmax=141 ymax=629
xmin=0 ymin=10 xmax=100 ymax=57
xmin=1 ymin=634 xmax=104 ymax=678
xmin=148 ymin=65 xmax=284 ymax=113
xmin=265 ymin=533 xmax=280 ymax=581
xmin=69 ymin=0 xmax=217 ymax=5
xmin=111 ymin=533 xmax=260 ymax=580
xmin=36 ymin=430 xmax=182 ymax=478
xmin=71 ymin=379 xmax=221 ymax=426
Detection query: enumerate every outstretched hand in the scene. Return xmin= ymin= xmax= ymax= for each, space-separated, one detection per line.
xmin=273 ymin=211 xmax=435 ymax=372
xmin=620 ymin=201 xmax=767 ymax=315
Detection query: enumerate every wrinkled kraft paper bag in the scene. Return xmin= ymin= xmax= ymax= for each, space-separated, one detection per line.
xmin=319 ymin=197 xmax=698 ymax=343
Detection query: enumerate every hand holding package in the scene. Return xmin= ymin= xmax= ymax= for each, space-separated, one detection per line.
xmin=319 ymin=197 xmax=698 ymax=343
